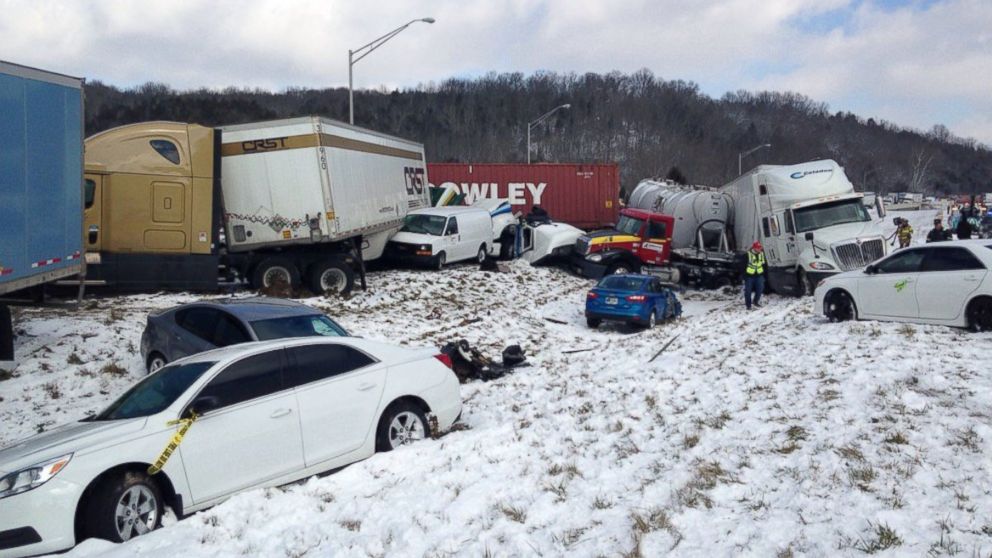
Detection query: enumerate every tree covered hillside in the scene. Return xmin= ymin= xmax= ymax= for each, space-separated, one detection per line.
xmin=83 ymin=70 xmax=992 ymax=195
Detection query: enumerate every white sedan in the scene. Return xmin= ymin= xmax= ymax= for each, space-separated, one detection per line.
xmin=814 ymin=239 xmax=992 ymax=330
xmin=0 ymin=337 xmax=461 ymax=557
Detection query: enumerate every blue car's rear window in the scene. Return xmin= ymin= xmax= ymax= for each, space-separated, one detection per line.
xmin=597 ymin=276 xmax=647 ymax=291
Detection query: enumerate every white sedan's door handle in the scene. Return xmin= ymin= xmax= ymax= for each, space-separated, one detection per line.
xmin=270 ymin=408 xmax=292 ymax=419
xmin=357 ymin=382 xmax=376 ymax=391
xmin=963 ymin=276 xmax=980 ymax=282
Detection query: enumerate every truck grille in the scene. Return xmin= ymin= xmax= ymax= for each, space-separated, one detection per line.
xmin=575 ymin=237 xmax=590 ymax=255
xmin=832 ymin=239 xmax=885 ymax=271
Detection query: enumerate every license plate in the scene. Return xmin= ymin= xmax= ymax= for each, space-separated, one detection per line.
xmin=605 ymin=297 xmax=619 ymax=305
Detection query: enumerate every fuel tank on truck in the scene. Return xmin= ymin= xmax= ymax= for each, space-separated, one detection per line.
xmin=628 ymin=180 xmax=732 ymax=250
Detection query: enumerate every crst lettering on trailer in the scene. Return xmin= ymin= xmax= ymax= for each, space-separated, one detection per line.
xmin=404 ymin=167 xmax=426 ymax=195
xmin=241 ymin=136 xmax=289 ymax=153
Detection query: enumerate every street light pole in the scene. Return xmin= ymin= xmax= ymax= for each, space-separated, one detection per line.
xmin=348 ymin=17 xmax=435 ymax=125
xmin=527 ymin=103 xmax=571 ymax=164
xmin=738 ymin=143 xmax=772 ymax=175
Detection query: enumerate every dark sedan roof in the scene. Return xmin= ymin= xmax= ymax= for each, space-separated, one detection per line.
xmin=166 ymin=297 xmax=324 ymax=322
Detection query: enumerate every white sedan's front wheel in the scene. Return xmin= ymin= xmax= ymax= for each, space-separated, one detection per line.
xmin=84 ymin=470 xmax=163 ymax=543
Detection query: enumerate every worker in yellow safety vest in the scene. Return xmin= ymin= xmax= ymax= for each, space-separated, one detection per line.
xmin=744 ymin=241 xmax=766 ymax=310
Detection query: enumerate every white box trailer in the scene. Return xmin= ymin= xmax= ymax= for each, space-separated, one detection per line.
xmin=220 ymin=116 xmax=429 ymax=259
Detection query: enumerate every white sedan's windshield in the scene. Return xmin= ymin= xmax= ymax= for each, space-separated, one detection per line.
xmin=93 ymin=361 xmax=216 ymax=420
xmin=793 ymin=199 xmax=871 ymax=232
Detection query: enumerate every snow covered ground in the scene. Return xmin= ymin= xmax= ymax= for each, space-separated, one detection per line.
xmin=3 ymin=210 xmax=991 ymax=557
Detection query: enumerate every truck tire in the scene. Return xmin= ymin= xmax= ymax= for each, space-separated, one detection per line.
xmin=476 ymin=244 xmax=487 ymax=263
xmin=251 ymin=257 xmax=300 ymax=290
xmin=0 ymin=304 xmax=12 ymax=361
xmin=434 ymin=252 xmax=446 ymax=271
xmin=607 ymin=262 xmax=640 ymax=275
xmin=308 ymin=258 xmax=355 ymax=295
xmin=797 ymin=270 xmax=814 ymax=297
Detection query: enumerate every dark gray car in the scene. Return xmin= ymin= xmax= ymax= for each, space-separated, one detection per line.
xmin=139 ymin=297 xmax=348 ymax=372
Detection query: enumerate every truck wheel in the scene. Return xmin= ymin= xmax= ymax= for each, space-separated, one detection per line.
xmin=308 ymin=259 xmax=355 ymax=295
xmin=607 ymin=262 xmax=640 ymax=275
xmin=434 ymin=252 xmax=446 ymax=271
xmin=477 ymin=244 xmax=487 ymax=263
xmin=797 ymin=270 xmax=814 ymax=297
xmin=251 ymin=257 xmax=300 ymax=290
xmin=586 ymin=318 xmax=601 ymax=328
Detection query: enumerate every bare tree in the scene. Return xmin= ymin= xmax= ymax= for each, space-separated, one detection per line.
xmin=909 ymin=149 xmax=933 ymax=193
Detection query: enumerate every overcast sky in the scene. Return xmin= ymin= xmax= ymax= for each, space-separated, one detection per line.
xmin=1 ymin=0 xmax=989 ymax=144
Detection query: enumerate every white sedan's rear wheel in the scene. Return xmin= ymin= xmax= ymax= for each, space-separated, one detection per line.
xmin=376 ymin=402 xmax=428 ymax=451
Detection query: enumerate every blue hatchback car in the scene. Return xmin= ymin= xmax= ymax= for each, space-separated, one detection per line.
xmin=585 ymin=274 xmax=682 ymax=328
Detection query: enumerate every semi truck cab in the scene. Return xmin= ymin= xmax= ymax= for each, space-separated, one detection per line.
xmin=572 ymin=209 xmax=674 ymax=277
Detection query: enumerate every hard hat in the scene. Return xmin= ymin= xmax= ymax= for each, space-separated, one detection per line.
xmin=752 ymin=241 xmax=763 ymax=251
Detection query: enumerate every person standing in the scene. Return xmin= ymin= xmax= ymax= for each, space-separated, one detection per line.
xmin=927 ymin=219 xmax=951 ymax=242
xmin=896 ymin=219 xmax=914 ymax=248
xmin=744 ymin=241 xmax=766 ymax=310
xmin=957 ymin=204 xmax=974 ymax=240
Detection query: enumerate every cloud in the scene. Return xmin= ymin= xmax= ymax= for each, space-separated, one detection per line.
xmin=0 ymin=0 xmax=988 ymax=143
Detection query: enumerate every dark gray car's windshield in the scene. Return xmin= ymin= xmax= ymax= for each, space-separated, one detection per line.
xmin=250 ymin=315 xmax=347 ymax=341
xmin=401 ymin=214 xmax=447 ymax=236
xmin=93 ymin=361 xmax=215 ymax=420
xmin=793 ymin=199 xmax=871 ymax=232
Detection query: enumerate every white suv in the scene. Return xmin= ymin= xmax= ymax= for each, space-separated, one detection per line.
xmin=0 ymin=337 xmax=461 ymax=557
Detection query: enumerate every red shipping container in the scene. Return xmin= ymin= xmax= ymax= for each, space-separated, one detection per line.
xmin=426 ymin=163 xmax=620 ymax=229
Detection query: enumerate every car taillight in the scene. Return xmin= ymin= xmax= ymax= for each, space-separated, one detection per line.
xmin=626 ymin=295 xmax=646 ymax=302
xmin=434 ymin=354 xmax=453 ymax=369
xmin=587 ymin=292 xmax=599 ymax=299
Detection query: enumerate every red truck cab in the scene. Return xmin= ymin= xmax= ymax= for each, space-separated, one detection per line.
xmin=572 ymin=209 xmax=675 ymax=278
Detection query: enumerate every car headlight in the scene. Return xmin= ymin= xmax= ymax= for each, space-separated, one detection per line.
xmin=419 ymin=245 xmax=430 ymax=252
xmin=809 ymin=261 xmax=836 ymax=271
xmin=586 ymin=254 xmax=603 ymax=262
xmin=0 ymin=454 xmax=72 ymax=499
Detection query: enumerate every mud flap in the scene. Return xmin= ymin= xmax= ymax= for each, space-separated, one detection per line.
xmin=0 ymin=304 xmax=12 ymax=362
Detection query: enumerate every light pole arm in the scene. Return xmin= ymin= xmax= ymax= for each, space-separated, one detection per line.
xmin=350 ymin=20 xmax=418 ymax=65
xmin=528 ymin=105 xmax=569 ymax=131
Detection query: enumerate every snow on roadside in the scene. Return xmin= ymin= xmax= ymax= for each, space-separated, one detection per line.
xmin=0 ymin=212 xmax=989 ymax=556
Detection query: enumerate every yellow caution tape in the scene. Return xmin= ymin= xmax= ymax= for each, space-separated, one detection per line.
xmin=148 ymin=412 xmax=198 ymax=475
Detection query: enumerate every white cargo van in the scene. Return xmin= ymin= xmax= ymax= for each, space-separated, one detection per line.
xmin=387 ymin=207 xmax=494 ymax=269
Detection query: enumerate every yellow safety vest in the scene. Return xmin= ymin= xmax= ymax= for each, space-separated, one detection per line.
xmin=897 ymin=226 xmax=913 ymax=240
xmin=746 ymin=250 xmax=765 ymax=275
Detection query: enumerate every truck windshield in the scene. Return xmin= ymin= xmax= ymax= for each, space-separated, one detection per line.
xmin=616 ymin=215 xmax=645 ymax=236
xmin=401 ymin=214 xmax=447 ymax=236
xmin=91 ymin=361 xmax=216 ymax=420
xmin=793 ymin=199 xmax=871 ymax=232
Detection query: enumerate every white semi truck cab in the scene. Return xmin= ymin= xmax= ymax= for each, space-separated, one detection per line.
xmin=724 ymin=160 xmax=887 ymax=296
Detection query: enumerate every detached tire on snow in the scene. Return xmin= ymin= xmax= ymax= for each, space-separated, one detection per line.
xmin=308 ymin=258 xmax=355 ymax=295
xmin=83 ymin=470 xmax=163 ymax=543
